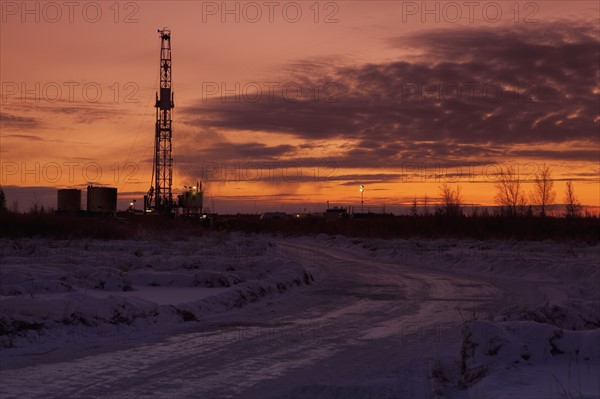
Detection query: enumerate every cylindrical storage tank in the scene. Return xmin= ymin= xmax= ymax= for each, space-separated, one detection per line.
xmin=87 ymin=186 xmax=117 ymax=213
xmin=57 ymin=189 xmax=81 ymax=211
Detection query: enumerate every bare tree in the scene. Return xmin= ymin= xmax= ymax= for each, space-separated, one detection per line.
xmin=494 ymin=165 xmax=527 ymax=216
xmin=423 ymin=195 xmax=430 ymax=216
xmin=0 ymin=187 xmax=7 ymax=213
xmin=439 ymin=184 xmax=463 ymax=217
xmin=30 ymin=198 xmax=41 ymax=214
xmin=564 ymin=180 xmax=582 ymax=218
xmin=530 ymin=165 xmax=556 ymax=217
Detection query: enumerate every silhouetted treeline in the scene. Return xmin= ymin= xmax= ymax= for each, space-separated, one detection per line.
xmin=222 ymin=214 xmax=600 ymax=242
xmin=0 ymin=212 xmax=598 ymax=242
xmin=0 ymin=213 xmax=205 ymax=240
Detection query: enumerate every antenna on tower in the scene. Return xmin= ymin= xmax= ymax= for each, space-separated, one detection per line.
xmin=145 ymin=28 xmax=174 ymax=214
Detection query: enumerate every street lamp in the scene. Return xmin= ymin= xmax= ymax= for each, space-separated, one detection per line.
xmin=359 ymin=185 xmax=364 ymax=213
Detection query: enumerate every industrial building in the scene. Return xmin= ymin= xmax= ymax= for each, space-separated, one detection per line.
xmin=324 ymin=207 xmax=348 ymax=220
xmin=178 ymin=183 xmax=203 ymax=216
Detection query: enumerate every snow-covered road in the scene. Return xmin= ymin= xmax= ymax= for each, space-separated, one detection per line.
xmin=1 ymin=237 xmax=597 ymax=398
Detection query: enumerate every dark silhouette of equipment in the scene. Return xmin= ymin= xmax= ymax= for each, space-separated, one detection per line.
xmin=145 ymin=28 xmax=174 ymax=213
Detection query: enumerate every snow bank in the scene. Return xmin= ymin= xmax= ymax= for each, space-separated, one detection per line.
xmin=0 ymin=234 xmax=315 ymax=349
xmin=454 ymin=320 xmax=600 ymax=398
xmin=307 ymin=235 xmax=600 ymax=398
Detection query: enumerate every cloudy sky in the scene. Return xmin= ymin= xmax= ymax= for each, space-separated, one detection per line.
xmin=1 ymin=1 xmax=598 ymax=213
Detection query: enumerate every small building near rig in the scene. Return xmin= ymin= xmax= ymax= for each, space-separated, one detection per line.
xmin=178 ymin=183 xmax=203 ymax=216
xmin=324 ymin=207 xmax=348 ymax=220
xmin=57 ymin=189 xmax=82 ymax=211
xmin=87 ymin=186 xmax=117 ymax=213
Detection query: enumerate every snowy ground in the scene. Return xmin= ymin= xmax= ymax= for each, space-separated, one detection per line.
xmin=0 ymin=234 xmax=598 ymax=398
xmin=0 ymin=234 xmax=313 ymax=351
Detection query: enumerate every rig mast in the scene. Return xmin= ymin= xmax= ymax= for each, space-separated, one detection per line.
xmin=146 ymin=28 xmax=174 ymax=213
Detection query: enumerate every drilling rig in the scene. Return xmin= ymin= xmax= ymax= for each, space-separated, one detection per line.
xmin=145 ymin=28 xmax=174 ymax=214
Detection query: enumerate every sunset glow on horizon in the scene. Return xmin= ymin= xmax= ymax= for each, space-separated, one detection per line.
xmin=1 ymin=1 xmax=598 ymax=214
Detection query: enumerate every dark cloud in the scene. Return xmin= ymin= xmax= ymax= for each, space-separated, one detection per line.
xmin=0 ymin=112 xmax=40 ymax=130
xmin=335 ymin=173 xmax=404 ymax=186
xmin=180 ymin=21 xmax=599 ymax=166
xmin=2 ymin=133 xmax=89 ymax=145
xmin=3 ymin=134 xmax=44 ymax=141
xmin=52 ymin=105 xmax=124 ymax=124
xmin=510 ymin=149 xmax=599 ymax=162
xmin=177 ymin=141 xmax=295 ymax=164
xmin=2 ymin=101 xmax=131 ymax=129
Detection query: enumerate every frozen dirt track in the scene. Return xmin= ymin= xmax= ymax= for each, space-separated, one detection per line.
xmin=0 ymin=238 xmax=580 ymax=399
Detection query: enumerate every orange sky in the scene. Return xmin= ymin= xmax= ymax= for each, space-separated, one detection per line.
xmin=1 ymin=1 xmax=599 ymax=213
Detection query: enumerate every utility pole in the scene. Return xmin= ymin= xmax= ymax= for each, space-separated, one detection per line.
xmin=145 ymin=28 xmax=174 ymax=213
xmin=360 ymin=185 xmax=364 ymax=213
